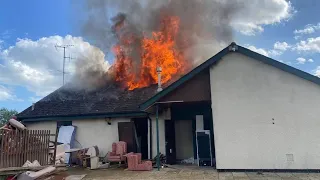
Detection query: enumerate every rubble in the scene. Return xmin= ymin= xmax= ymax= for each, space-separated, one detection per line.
xmin=22 ymin=161 xmax=41 ymax=168
xmin=17 ymin=166 xmax=56 ymax=180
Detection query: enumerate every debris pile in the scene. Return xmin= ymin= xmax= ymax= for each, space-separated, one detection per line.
xmin=0 ymin=116 xmax=26 ymax=131
xmin=152 ymin=153 xmax=167 ymax=168
xmin=0 ymin=116 xmax=62 ymax=180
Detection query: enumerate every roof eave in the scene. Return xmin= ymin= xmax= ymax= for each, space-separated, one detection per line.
xmin=19 ymin=111 xmax=148 ymax=122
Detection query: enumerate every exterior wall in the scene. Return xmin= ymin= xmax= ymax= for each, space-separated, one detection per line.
xmin=25 ymin=118 xmax=131 ymax=157
xmin=175 ymin=119 xmax=193 ymax=160
xmin=210 ymin=52 xmax=320 ymax=169
xmin=26 ymin=121 xmax=57 ymax=133
xmin=25 ymin=121 xmax=57 ymax=141
xmin=72 ymin=118 xmax=130 ymax=157
xmin=150 ymin=113 xmax=166 ymax=157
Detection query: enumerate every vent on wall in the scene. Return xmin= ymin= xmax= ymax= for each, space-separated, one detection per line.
xmin=286 ymin=154 xmax=294 ymax=162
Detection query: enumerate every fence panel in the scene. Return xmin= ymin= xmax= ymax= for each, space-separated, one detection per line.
xmin=0 ymin=130 xmax=53 ymax=168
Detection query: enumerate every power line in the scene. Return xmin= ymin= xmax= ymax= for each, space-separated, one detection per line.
xmin=55 ymin=44 xmax=74 ymax=85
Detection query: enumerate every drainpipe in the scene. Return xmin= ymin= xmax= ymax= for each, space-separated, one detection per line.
xmin=148 ymin=117 xmax=153 ymax=159
xmin=156 ymin=104 xmax=160 ymax=171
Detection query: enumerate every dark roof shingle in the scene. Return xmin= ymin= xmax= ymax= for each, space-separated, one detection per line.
xmin=18 ymin=84 xmax=158 ymax=119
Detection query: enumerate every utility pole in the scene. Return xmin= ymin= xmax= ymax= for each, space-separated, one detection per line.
xmin=55 ymin=45 xmax=74 ymax=85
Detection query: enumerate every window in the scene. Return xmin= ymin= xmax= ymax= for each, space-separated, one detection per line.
xmin=57 ymin=121 xmax=72 ymax=129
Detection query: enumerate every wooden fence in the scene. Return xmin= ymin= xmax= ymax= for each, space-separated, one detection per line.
xmin=0 ymin=130 xmax=52 ymax=168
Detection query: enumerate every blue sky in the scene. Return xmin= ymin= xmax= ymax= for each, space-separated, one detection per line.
xmin=0 ymin=0 xmax=320 ymax=112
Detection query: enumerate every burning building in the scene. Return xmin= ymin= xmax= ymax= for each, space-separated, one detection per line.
xmin=14 ymin=0 xmax=320 ymax=171
xmin=17 ymin=43 xmax=320 ymax=170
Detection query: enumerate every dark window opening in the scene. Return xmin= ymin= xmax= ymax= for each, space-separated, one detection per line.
xmin=57 ymin=121 xmax=72 ymax=129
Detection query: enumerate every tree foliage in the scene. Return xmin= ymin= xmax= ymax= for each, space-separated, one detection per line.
xmin=0 ymin=108 xmax=18 ymax=126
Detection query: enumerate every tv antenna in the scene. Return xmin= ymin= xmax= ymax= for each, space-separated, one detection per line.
xmin=55 ymin=44 xmax=75 ymax=85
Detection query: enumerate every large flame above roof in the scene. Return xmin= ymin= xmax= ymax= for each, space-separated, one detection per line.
xmin=111 ymin=14 xmax=190 ymax=90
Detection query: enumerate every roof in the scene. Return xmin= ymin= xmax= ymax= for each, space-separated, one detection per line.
xmin=139 ymin=42 xmax=320 ymax=110
xmin=19 ymin=42 xmax=320 ymax=121
xmin=18 ymin=83 xmax=159 ymax=121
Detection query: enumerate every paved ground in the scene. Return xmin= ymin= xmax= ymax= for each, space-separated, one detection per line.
xmin=59 ymin=166 xmax=320 ymax=180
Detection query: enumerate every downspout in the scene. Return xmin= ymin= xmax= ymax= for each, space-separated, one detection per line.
xmin=148 ymin=116 xmax=153 ymax=159
xmin=156 ymin=66 xmax=162 ymax=171
xmin=156 ymin=104 xmax=160 ymax=171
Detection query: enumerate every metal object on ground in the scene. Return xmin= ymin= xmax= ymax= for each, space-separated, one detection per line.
xmin=196 ymin=130 xmax=212 ymax=167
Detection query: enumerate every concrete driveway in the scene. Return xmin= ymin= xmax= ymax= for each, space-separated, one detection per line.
xmin=61 ymin=166 xmax=320 ymax=180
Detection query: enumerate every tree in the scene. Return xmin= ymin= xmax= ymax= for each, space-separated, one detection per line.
xmin=0 ymin=108 xmax=18 ymax=126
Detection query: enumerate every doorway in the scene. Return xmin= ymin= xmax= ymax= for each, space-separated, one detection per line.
xmin=133 ymin=118 xmax=148 ymax=160
xmin=118 ymin=119 xmax=149 ymax=160
xmin=165 ymin=120 xmax=176 ymax=164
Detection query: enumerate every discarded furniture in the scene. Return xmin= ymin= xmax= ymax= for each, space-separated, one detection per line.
xmin=84 ymin=146 xmax=100 ymax=169
xmin=107 ymin=141 xmax=127 ymax=165
xmin=196 ymin=130 xmax=213 ymax=166
xmin=126 ymin=153 xmax=152 ymax=171
xmin=57 ymin=125 xmax=76 ymax=164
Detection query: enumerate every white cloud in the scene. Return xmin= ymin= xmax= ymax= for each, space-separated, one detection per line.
xmin=247 ymin=45 xmax=282 ymax=57
xmin=296 ymin=57 xmax=306 ymax=64
xmin=295 ymin=37 xmax=320 ymax=53
xmin=274 ymin=41 xmax=291 ymax=51
xmin=0 ymin=35 xmax=110 ymax=97
xmin=0 ymin=30 xmax=13 ymax=40
xmin=0 ymin=39 xmax=3 ymax=50
xmin=308 ymin=59 xmax=314 ymax=63
xmin=268 ymin=49 xmax=282 ymax=56
xmin=29 ymin=96 xmax=42 ymax=103
xmin=232 ymin=23 xmax=264 ymax=36
xmin=231 ymin=0 xmax=294 ymax=36
xmin=294 ymin=35 xmax=301 ymax=40
xmin=247 ymin=45 xmax=269 ymax=57
xmin=294 ymin=23 xmax=320 ymax=35
xmin=285 ymin=61 xmax=292 ymax=65
xmin=314 ymin=66 xmax=320 ymax=77
xmin=0 ymin=85 xmax=22 ymax=101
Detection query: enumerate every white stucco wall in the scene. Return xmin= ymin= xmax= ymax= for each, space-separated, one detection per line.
xmin=26 ymin=121 xmax=57 ymax=132
xmin=210 ymin=52 xmax=320 ymax=169
xmin=25 ymin=118 xmax=131 ymax=157
xmin=72 ymin=118 xmax=130 ymax=157
xmin=25 ymin=121 xmax=57 ymax=141
xmin=150 ymin=113 xmax=166 ymax=157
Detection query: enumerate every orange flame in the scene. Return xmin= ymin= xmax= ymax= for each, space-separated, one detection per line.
xmin=112 ymin=16 xmax=189 ymax=90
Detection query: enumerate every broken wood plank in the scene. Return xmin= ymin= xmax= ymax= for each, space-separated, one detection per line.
xmin=0 ymin=165 xmax=67 ymax=176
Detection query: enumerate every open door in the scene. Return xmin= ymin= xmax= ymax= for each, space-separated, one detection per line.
xmin=118 ymin=122 xmax=136 ymax=153
xmin=165 ymin=120 xmax=176 ymax=164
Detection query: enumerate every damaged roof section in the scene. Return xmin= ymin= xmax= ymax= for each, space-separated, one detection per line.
xmin=18 ymin=84 xmax=159 ymax=120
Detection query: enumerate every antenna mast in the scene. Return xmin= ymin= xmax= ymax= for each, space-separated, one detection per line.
xmin=55 ymin=44 xmax=74 ymax=85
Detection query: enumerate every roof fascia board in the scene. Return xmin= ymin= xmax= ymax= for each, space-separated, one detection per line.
xmin=20 ymin=112 xmax=148 ymax=122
